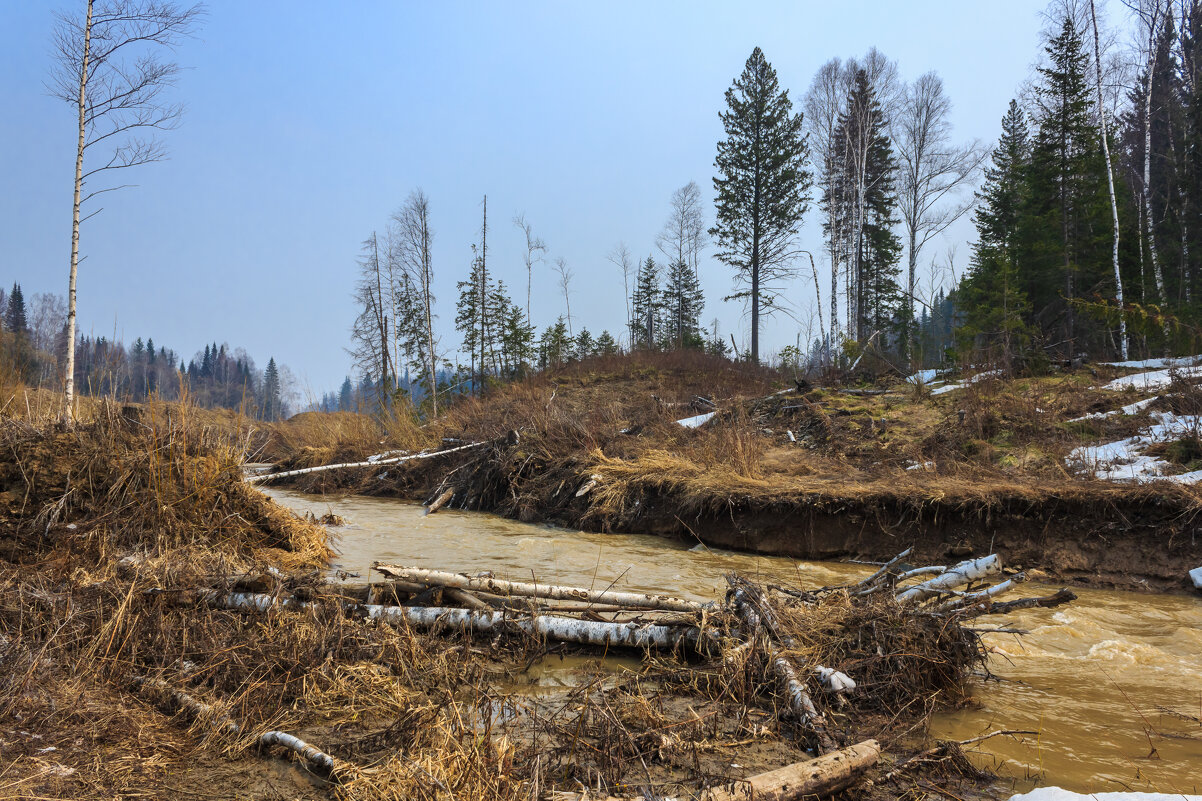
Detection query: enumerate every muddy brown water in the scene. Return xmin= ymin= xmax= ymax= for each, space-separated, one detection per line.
xmin=264 ymin=487 xmax=1202 ymax=795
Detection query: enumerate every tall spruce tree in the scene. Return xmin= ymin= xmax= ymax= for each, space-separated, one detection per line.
xmin=662 ymin=259 xmax=705 ymax=348
xmin=629 ymin=256 xmax=663 ymax=349
xmin=261 ymin=358 xmax=281 ymax=421
xmin=959 ymin=100 xmax=1034 ymax=364
xmin=711 ymin=47 xmax=811 ymax=363
xmin=1023 ymin=15 xmax=1112 ymax=354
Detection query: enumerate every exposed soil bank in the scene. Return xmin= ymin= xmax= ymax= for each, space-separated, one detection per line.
xmin=279 ymin=460 xmax=1202 ymax=595
xmin=262 ymin=352 xmax=1202 ymax=594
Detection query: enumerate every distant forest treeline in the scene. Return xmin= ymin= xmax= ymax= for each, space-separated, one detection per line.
xmin=0 ymin=283 xmax=294 ymax=420
xmin=342 ymin=1 xmax=1202 ymax=415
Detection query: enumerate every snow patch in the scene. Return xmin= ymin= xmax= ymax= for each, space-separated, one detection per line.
xmin=1099 ymin=354 xmax=1202 ymax=369
xmin=928 ymin=369 xmax=1001 ymax=396
xmin=1068 ymin=396 xmax=1159 ymax=422
xmin=905 ymin=368 xmax=942 ymax=385
xmin=1068 ymin=411 xmax=1202 ymax=483
xmin=1103 ymin=364 xmax=1202 ymax=391
xmin=1190 ymin=565 xmax=1202 ymax=590
xmin=676 ymin=412 xmax=716 ymax=429
xmin=1009 ymin=790 xmax=1202 ymax=801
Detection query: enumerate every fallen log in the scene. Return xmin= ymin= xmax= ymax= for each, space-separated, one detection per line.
xmin=202 ymin=591 xmax=716 ymax=652
xmin=703 ymin=739 xmax=880 ymax=801
xmin=372 ymin=564 xmax=707 ymax=613
xmin=367 ymin=603 xmax=714 ymax=652
xmin=133 ymin=676 xmax=347 ymax=778
xmin=935 ymin=573 xmax=1026 ymax=612
xmin=553 ymin=740 xmax=880 ymax=801
xmin=246 ymin=441 xmax=488 ymax=484
xmin=957 ymin=587 xmax=1077 ymax=618
xmin=258 ymin=731 xmax=336 ymax=774
xmin=896 ymin=555 xmax=1001 ymax=604
xmin=425 ymin=487 xmax=455 ymax=515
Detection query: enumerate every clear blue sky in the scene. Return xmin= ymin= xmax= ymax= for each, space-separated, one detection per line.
xmin=1 ymin=0 xmax=1060 ymax=395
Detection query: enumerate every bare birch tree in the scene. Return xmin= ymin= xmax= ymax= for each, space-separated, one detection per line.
xmin=553 ymin=257 xmax=574 ymax=335
xmin=1126 ymin=0 xmax=1170 ymax=306
xmin=1091 ymin=0 xmax=1128 ymax=359
xmin=894 ymin=72 xmax=985 ymax=362
xmin=49 ymin=0 xmax=203 ymax=422
xmin=805 ymin=58 xmax=849 ymax=344
xmin=655 ymin=181 xmax=708 ymax=280
xmin=392 ymin=190 xmax=440 ymax=414
xmin=607 ymin=242 xmax=635 ymax=335
xmin=513 ymin=213 xmax=546 ymax=326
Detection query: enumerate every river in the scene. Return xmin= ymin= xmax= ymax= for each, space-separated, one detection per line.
xmin=264 ymin=487 xmax=1202 ymax=795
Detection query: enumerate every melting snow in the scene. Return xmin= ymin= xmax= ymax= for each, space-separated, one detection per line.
xmin=676 ymin=412 xmax=716 ymax=429
xmin=927 ymin=369 xmax=1001 ymax=396
xmin=1068 ymin=396 xmax=1159 ymax=422
xmin=1104 ymin=364 xmax=1202 ymax=391
xmin=1099 ymin=354 xmax=1202 ymax=369
xmin=1068 ymin=411 xmax=1202 ymax=483
xmin=1010 ymin=790 xmax=1202 ymax=801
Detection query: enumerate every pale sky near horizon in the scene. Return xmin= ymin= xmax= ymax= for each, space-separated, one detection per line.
xmin=2 ymin=0 xmax=1068 ymax=395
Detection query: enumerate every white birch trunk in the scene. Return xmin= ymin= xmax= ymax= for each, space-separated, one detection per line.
xmin=895 ymin=555 xmax=1001 ymax=604
xmin=246 ymin=441 xmax=486 ymax=484
xmin=63 ymin=0 xmax=93 ymax=424
xmin=1091 ymin=0 xmax=1128 ymax=360
xmin=372 ymin=564 xmax=706 ymax=612
xmin=259 ymin=731 xmax=337 ymax=774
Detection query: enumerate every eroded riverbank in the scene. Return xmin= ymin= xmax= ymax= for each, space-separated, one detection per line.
xmin=265 ymin=486 xmax=1202 ymax=795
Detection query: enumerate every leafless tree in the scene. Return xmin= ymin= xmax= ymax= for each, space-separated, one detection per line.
xmin=49 ymin=0 xmax=203 ymax=422
xmin=1091 ymin=0 xmax=1128 ymax=359
xmin=349 ymin=232 xmax=392 ymax=404
xmin=392 ymin=190 xmax=440 ymax=415
xmin=894 ymin=71 xmax=985 ymax=362
xmin=553 ymin=257 xmax=574 ymax=335
xmin=805 ymin=58 xmax=849 ymax=344
xmin=655 ymin=181 xmax=708 ymax=280
xmin=512 ymin=213 xmax=546 ymax=327
xmin=29 ymin=293 xmax=68 ymax=356
xmin=1123 ymin=0 xmax=1171 ymax=309
xmin=606 ymin=242 xmax=635 ymax=334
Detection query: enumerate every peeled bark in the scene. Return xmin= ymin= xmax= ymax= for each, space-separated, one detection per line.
xmin=895 ymin=555 xmax=1001 ymax=604
xmin=425 ymin=487 xmax=454 ymax=514
xmin=372 ymin=564 xmax=706 ymax=613
xmin=703 ymin=739 xmax=880 ymax=801
xmin=557 ymin=740 xmax=880 ymax=801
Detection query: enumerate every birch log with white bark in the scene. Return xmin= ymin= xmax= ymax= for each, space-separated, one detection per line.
xmin=203 ymin=591 xmax=713 ymax=652
xmin=259 ymin=731 xmax=337 ymax=774
xmin=895 ymin=555 xmax=1001 ymax=603
xmin=372 ymin=564 xmax=706 ymax=612
xmin=246 ymin=441 xmax=487 ymax=484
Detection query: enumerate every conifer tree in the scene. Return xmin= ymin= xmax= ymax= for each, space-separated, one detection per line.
xmin=629 ymin=257 xmax=663 ymax=349
xmin=5 ymin=284 xmax=27 ymax=334
xmin=959 ymin=100 xmax=1035 ymax=364
xmin=262 ymin=358 xmax=281 ymax=421
xmin=711 ymin=47 xmax=811 ymax=363
xmin=662 ymin=259 xmax=705 ymax=348
xmin=595 ymin=330 xmax=619 ymax=356
xmin=1024 ymin=15 xmax=1112 ymax=354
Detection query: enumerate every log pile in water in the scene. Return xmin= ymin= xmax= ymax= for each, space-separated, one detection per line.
xmin=147 ymin=547 xmax=1075 ymax=798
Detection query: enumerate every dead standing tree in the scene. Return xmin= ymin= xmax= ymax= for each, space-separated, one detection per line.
xmin=392 ymin=190 xmax=439 ymax=415
xmin=513 ymin=213 xmax=546 ymax=328
xmin=50 ymin=0 xmax=203 ymax=423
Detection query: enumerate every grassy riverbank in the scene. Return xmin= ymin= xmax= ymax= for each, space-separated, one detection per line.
xmin=265 ymin=351 xmax=1202 ymax=593
xmin=0 ymin=396 xmax=1020 ymax=800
